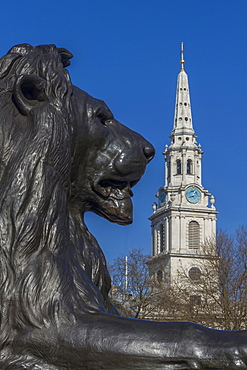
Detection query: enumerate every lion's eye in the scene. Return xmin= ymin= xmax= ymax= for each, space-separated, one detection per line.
xmin=95 ymin=104 xmax=114 ymax=126
xmin=96 ymin=114 xmax=110 ymax=126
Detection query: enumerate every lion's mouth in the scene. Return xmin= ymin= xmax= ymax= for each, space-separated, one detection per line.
xmin=92 ymin=176 xmax=141 ymax=225
xmin=94 ymin=178 xmax=140 ymax=199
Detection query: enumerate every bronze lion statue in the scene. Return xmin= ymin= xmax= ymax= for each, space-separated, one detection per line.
xmin=0 ymin=44 xmax=246 ymax=369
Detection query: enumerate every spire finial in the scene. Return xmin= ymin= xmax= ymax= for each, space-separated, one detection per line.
xmin=180 ymin=42 xmax=185 ymax=71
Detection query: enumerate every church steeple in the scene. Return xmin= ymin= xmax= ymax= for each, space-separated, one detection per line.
xmin=149 ymin=43 xmax=218 ymax=289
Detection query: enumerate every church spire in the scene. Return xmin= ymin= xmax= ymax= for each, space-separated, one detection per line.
xmin=172 ymin=42 xmax=194 ymax=136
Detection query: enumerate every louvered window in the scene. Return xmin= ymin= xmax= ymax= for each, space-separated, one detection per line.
xmin=188 ymin=221 xmax=200 ymax=249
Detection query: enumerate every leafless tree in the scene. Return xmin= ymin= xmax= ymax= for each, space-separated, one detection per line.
xmin=109 ymin=249 xmax=157 ymax=319
xmin=110 ymin=228 xmax=247 ymax=330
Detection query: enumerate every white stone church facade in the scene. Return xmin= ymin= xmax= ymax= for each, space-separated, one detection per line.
xmin=149 ymin=44 xmax=218 ymax=288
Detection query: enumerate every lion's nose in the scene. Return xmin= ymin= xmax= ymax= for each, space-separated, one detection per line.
xmin=143 ymin=142 xmax=155 ymax=163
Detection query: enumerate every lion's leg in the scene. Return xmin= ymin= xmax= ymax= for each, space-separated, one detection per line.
xmin=13 ymin=314 xmax=247 ymax=369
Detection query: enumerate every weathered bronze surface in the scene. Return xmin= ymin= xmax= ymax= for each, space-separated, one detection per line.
xmin=0 ymin=44 xmax=246 ymax=369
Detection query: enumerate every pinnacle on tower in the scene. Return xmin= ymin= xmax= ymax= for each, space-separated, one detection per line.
xmin=180 ymin=42 xmax=185 ymax=71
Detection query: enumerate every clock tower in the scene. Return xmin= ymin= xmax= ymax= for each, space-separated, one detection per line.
xmin=149 ymin=44 xmax=218 ymax=287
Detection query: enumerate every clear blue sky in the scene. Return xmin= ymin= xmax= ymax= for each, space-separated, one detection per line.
xmin=0 ymin=0 xmax=246 ymax=263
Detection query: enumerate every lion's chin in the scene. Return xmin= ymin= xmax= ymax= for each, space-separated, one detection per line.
xmin=94 ymin=196 xmax=133 ymax=225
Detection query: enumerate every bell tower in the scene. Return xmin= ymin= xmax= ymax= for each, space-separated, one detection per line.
xmin=149 ymin=43 xmax=218 ymax=287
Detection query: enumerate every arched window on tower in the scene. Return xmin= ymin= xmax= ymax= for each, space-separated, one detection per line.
xmin=176 ymin=159 xmax=181 ymax=174
xmin=160 ymin=224 xmax=164 ymax=253
xmin=188 ymin=221 xmax=200 ymax=249
xmin=187 ymin=159 xmax=192 ymax=174
xmin=167 ymin=160 xmax=171 ymax=179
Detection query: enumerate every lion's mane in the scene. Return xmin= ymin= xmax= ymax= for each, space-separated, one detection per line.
xmin=0 ymin=44 xmax=115 ymax=354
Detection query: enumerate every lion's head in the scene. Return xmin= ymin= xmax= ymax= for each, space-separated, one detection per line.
xmin=0 ymin=44 xmax=154 ymax=348
xmin=69 ymin=86 xmax=154 ymax=225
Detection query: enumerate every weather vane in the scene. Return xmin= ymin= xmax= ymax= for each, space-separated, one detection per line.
xmin=180 ymin=42 xmax=185 ymax=71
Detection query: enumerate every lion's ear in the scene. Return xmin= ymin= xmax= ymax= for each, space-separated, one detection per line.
xmin=13 ymin=74 xmax=47 ymax=116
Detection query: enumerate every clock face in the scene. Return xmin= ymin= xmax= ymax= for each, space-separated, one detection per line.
xmin=185 ymin=187 xmax=201 ymax=204
xmin=159 ymin=190 xmax=166 ymax=207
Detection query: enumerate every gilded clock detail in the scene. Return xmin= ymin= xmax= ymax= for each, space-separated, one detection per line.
xmin=185 ymin=187 xmax=201 ymax=204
